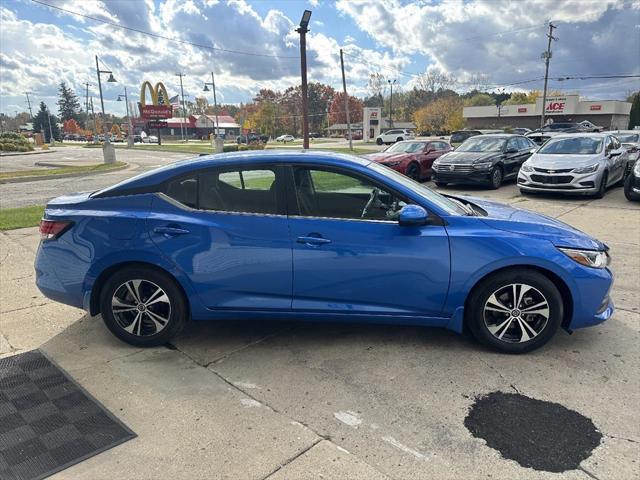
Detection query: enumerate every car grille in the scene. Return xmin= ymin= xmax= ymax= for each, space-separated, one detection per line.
xmin=434 ymin=164 xmax=474 ymax=173
xmin=533 ymin=167 xmax=574 ymax=174
xmin=530 ymin=174 xmax=574 ymax=184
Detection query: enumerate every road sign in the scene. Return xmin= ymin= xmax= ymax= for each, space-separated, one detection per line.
xmin=148 ymin=121 xmax=167 ymax=129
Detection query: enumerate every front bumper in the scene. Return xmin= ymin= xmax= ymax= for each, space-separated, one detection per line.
xmin=518 ymin=168 xmax=601 ymax=194
xmin=432 ymin=166 xmax=492 ymax=185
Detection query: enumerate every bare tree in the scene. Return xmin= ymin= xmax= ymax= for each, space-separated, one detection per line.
xmin=367 ymin=72 xmax=388 ymax=106
xmin=415 ymin=69 xmax=457 ymax=93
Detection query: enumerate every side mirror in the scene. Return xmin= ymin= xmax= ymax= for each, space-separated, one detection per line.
xmin=425 ymin=146 xmax=434 ymax=153
xmin=398 ymin=205 xmax=428 ymax=226
xmin=505 ymin=147 xmax=518 ymax=154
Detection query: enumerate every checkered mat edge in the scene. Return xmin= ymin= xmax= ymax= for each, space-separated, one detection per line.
xmin=0 ymin=350 xmax=136 ymax=480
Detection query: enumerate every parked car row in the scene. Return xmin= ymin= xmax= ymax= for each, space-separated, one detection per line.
xmin=365 ymin=130 xmax=639 ymax=202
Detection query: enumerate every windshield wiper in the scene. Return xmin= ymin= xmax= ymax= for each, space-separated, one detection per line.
xmin=448 ymin=197 xmax=476 ymax=216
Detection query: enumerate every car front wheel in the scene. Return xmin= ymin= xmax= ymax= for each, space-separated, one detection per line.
xmin=376 ymin=138 xmax=383 ymax=145
xmin=466 ymin=269 xmax=562 ymax=353
xmin=489 ymin=166 xmax=503 ymax=189
xmin=100 ymin=266 xmax=188 ymax=347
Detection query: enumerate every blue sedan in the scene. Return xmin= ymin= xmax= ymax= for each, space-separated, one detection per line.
xmin=35 ymin=151 xmax=614 ymax=353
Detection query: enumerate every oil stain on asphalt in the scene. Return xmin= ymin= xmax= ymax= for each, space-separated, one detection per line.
xmin=464 ymin=391 xmax=601 ymax=472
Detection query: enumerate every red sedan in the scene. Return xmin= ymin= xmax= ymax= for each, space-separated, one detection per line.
xmin=364 ymin=140 xmax=452 ymax=181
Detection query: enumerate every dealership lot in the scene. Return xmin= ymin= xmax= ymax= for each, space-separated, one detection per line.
xmin=1 ymin=152 xmax=638 ymax=479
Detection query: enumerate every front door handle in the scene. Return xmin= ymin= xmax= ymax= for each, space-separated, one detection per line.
xmin=297 ymin=235 xmax=332 ymax=246
xmin=154 ymin=226 xmax=190 ymax=237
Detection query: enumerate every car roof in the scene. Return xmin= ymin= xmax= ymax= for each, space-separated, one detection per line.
xmin=95 ymin=150 xmax=372 ymax=195
xmin=552 ymin=132 xmax=610 ymax=138
xmin=472 ymin=134 xmax=519 ymax=138
xmin=606 ymin=130 xmax=638 ymax=134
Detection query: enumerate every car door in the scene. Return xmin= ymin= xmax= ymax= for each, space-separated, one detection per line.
xmin=607 ymin=136 xmax=625 ymax=183
xmin=286 ymin=165 xmax=450 ymax=317
xmin=148 ymin=165 xmax=292 ymax=310
xmin=503 ymin=138 xmax=526 ymax=177
xmin=419 ymin=142 xmax=440 ymax=175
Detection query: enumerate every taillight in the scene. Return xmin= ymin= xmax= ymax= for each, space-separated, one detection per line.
xmin=39 ymin=219 xmax=73 ymax=241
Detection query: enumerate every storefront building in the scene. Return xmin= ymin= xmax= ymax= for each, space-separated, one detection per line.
xmin=463 ymin=95 xmax=631 ymax=130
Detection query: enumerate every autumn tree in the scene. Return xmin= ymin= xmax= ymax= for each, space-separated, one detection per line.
xmin=628 ymin=91 xmax=640 ymax=129
xmin=329 ymin=92 xmax=363 ymax=124
xmin=413 ymin=96 xmax=463 ymax=134
xmin=463 ymin=93 xmax=495 ymax=107
xmin=415 ymin=69 xmax=457 ymax=93
xmin=63 ymin=119 xmax=81 ymax=134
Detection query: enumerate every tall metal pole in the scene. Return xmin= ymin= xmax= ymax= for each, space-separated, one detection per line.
xmin=124 ymin=87 xmax=134 ymax=148
xmin=24 ymin=92 xmax=34 ymax=119
xmin=84 ymin=83 xmax=89 ymax=128
xmin=46 ymin=105 xmax=54 ymax=145
xmin=211 ymin=71 xmax=219 ymax=137
xmin=95 ymin=56 xmax=106 ymax=131
xmin=297 ymin=24 xmax=310 ymax=149
xmin=540 ymin=23 xmax=557 ymax=128
xmin=176 ymin=73 xmax=186 ymax=142
xmin=340 ymin=48 xmax=352 ymax=151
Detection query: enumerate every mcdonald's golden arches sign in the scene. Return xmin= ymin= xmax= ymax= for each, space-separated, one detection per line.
xmin=138 ymin=81 xmax=173 ymax=119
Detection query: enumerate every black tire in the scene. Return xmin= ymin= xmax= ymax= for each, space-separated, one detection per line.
xmin=488 ymin=166 xmax=503 ymax=189
xmin=594 ymin=171 xmax=608 ymax=199
xmin=99 ymin=265 xmax=188 ymax=347
xmin=406 ymin=163 xmax=420 ymax=181
xmin=466 ymin=269 xmax=563 ymax=354
xmin=625 ymin=173 xmax=640 ymax=201
xmin=435 ymin=181 xmax=448 ymax=188
xmin=396 ymin=137 xmax=404 ymax=143
xmin=376 ymin=138 xmax=383 ymax=145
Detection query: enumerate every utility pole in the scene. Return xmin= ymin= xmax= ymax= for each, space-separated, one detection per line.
xmin=340 ymin=48 xmax=352 ymax=151
xmin=176 ymin=72 xmax=187 ymax=142
xmin=540 ymin=23 xmax=557 ymax=128
xmin=296 ymin=10 xmax=312 ymax=149
xmin=388 ymin=79 xmax=397 ymax=127
xmin=84 ymin=82 xmax=90 ymax=128
xmin=24 ymin=92 xmax=34 ymax=119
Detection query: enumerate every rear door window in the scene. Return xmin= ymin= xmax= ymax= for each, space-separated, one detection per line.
xmin=165 ymin=175 xmax=197 ymax=208
xmin=200 ymin=168 xmax=279 ymax=214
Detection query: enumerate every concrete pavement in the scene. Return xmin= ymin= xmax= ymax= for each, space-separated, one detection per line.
xmin=0 ymin=180 xmax=638 ymax=479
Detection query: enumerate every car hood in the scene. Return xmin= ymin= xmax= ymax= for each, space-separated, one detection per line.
xmin=364 ymin=152 xmax=412 ymax=163
xmin=438 ymin=151 xmax=499 ymax=164
xmin=455 ymin=195 xmax=606 ymax=250
xmin=527 ymin=153 xmax=601 ymax=169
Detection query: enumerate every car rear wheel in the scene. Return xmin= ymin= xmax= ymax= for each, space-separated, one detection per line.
xmin=625 ymin=173 xmax=639 ymax=201
xmin=594 ymin=171 xmax=608 ymax=199
xmin=376 ymin=138 xmax=383 ymax=145
xmin=100 ymin=266 xmax=188 ymax=347
xmin=406 ymin=163 xmax=420 ymax=181
xmin=396 ymin=137 xmax=404 ymax=143
xmin=435 ymin=182 xmax=448 ymax=188
xmin=467 ymin=269 xmax=562 ymax=353
xmin=489 ymin=166 xmax=503 ymax=189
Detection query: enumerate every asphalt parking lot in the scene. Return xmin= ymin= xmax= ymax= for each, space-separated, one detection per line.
xmin=0 ymin=148 xmax=639 ymax=479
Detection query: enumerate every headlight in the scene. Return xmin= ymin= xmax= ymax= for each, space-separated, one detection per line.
xmin=473 ymin=161 xmax=493 ymax=169
xmin=573 ymin=164 xmax=599 ymax=174
xmin=633 ymin=161 xmax=640 ymax=176
xmin=558 ymin=247 xmax=610 ymax=269
xmin=520 ymin=163 xmax=534 ymax=172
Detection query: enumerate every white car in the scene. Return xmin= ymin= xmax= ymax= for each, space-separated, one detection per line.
xmin=376 ymin=129 xmax=415 ymax=145
xmin=142 ymin=135 xmax=158 ymax=144
xmin=276 ymin=134 xmax=295 ymax=143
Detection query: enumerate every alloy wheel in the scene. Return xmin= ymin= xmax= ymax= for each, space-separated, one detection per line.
xmin=111 ymin=279 xmax=171 ymax=336
xmin=483 ymin=283 xmax=549 ymax=343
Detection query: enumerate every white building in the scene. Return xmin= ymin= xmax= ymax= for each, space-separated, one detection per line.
xmin=463 ymin=95 xmax=631 ymax=130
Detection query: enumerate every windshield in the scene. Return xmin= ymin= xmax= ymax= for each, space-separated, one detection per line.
xmin=538 ymin=137 xmax=603 ymax=155
xmin=456 ymin=137 xmax=506 ymax=152
xmin=615 ymin=134 xmax=639 ymax=143
xmin=368 ymin=162 xmax=468 ymax=216
xmin=386 ymin=142 xmax=426 ymax=153
xmin=451 ymin=132 xmax=476 ymax=143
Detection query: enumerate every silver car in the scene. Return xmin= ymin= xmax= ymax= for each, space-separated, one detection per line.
xmin=606 ymin=130 xmax=640 ymax=177
xmin=518 ymin=133 xmax=626 ymax=198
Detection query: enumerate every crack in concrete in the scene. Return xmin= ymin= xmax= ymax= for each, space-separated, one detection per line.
xmin=578 ymin=466 xmax=601 ymax=480
xmin=1 ymin=302 xmax=52 ymax=314
xmin=603 ymin=433 xmax=639 ymax=444
xmin=477 ymin=355 xmax=522 ymax=395
xmin=261 ymin=438 xmax=324 ymax=480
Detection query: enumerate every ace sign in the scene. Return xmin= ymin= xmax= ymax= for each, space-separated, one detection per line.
xmin=545 ymin=97 xmax=567 ymax=114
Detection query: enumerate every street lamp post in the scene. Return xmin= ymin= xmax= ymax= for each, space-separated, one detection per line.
xmin=388 ymin=79 xmax=397 ymax=127
xmin=45 ymin=105 xmax=54 ymax=147
xmin=203 ymin=71 xmax=220 ymax=138
xmin=95 ymin=55 xmax=117 ymax=163
xmin=296 ymin=9 xmax=312 ymax=150
xmin=117 ymin=87 xmax=134 ymax=148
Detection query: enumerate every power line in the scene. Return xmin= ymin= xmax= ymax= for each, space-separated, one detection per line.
xmin=31 ymin=0 xmax=300 ymax=59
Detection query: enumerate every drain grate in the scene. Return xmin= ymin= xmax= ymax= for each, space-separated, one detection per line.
xmin=0 ymin=350 xmax=136 ymax=480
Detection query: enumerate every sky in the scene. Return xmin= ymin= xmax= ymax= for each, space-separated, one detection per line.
xmin=0 ymin=0 xmax=639 ymax=117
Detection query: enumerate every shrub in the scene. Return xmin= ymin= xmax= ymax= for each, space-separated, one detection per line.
xmin=223 ymin=144 xmax=239 ymax=152
xmin=0 ymin=133 xmax=34 ymax=152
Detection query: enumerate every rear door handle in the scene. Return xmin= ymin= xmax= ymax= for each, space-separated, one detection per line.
xmin=154 ymin=226 xmax=190 ymax=236
xmin=297 ymin=235 xmax=332 ymax=246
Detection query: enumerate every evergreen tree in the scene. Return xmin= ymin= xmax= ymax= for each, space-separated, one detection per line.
xmin=628 ymin=92 xmax=639 ymax=130
xmin=57 ymin=82 xmax=81 ymax=122
xmin=33 ymin=102 xmax=61 ymax=142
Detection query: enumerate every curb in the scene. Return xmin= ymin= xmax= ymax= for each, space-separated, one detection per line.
xmin=0 ymin=150 xmax=55 ymax=157
xmin=0 ymin=162 xmax=130 ymax=184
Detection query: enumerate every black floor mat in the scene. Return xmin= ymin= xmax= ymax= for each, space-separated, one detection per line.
xmin=0 ymin=350 xmax=136 ymax=480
